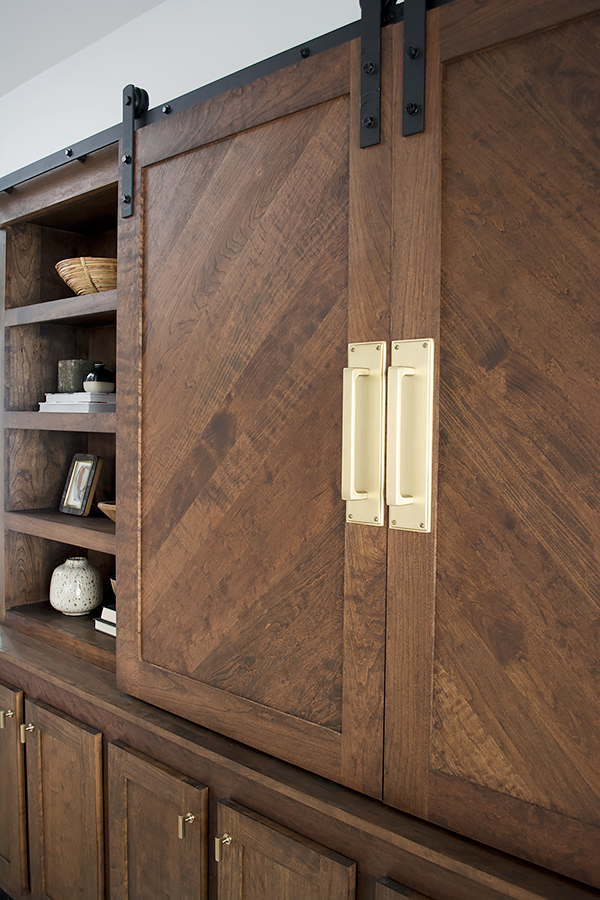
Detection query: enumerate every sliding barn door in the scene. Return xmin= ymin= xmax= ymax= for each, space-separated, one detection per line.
xmin=119 ymin=29 xmax=397 ymax=796
xmin=385 ymin=0 xmax=600 ymax=889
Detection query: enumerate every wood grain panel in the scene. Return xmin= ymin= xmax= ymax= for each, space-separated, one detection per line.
xmin=427 ymin=9 xmax=600 ymax=887
xmin=25 ymin=699 xmax=104 ymax=900
xmin=108 ymin=742 xmax=208 ymax=899
xmin=137 ymin=43 xmax=350 ymax=169
xmin=140 ymin=96 xmax=348 ymax=729
xmin=440 ymin=0 xmax=600 ymax=62
xmin=217 ymin=801 xmax=355 ymax=900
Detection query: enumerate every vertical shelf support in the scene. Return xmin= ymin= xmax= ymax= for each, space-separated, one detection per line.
xmin=121 ymin=85 xmax=150 ymax=218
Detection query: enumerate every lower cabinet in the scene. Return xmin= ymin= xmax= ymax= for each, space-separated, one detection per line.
xmin=377 ymin=878 xmax=432 ymax=900
xmin=108 ymin=741 xmax=208 ymax=900
xmin=23 ymin=699 xmax=104 ymax=900
xmin=215 ymin=801 xmax=356 ymax=900
xmin=0 ymin=683 xmax=27 ymax=900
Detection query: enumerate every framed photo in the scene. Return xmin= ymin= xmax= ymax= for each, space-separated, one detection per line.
xmin=59 ymin=454 xmax=103 ymax=517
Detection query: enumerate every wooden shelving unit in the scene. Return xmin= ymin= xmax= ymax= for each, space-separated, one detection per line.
xmin=2 ymin=184 xmax=118 ymax=667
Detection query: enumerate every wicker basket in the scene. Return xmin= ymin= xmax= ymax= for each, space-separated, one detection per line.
xmin=55 ymin=257 xmax=117 ymax=295
xmin=98 ymin=501 xmax=116 ymax=522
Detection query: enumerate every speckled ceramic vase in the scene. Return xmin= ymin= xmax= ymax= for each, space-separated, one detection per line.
xmin=49 ymin=557 xmax=102 ymax=616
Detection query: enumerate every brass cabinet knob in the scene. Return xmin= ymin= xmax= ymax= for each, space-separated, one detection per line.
xmin=0 ymin=709 xmax=14 ymax=729
xmin=215 ymin=833 xmax=232 ymax=862
xmin=20 ymin=723 xmax=35 ymax=743
xmin=177 ymin=812 xmax=195 ymax=840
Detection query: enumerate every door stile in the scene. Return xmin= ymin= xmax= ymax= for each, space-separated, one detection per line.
xmin=340 ymin=27 xmax=395 ymax=800
xmin=384 ymin=8 xmax=442 ymax=818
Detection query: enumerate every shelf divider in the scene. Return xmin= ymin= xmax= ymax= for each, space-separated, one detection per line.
xmin=4 ymin=509 xmax=116 ymax=555
xmin=4 ymin=290 xmax=117 ymax=327
xmin=4 ymin=602 xmax=116 ymax=673
xmin=4 ymin=411 xmax=117 ymax=433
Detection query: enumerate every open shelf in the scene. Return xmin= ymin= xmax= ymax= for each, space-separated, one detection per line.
xmin=4 ymin=509 xmax=116 ymax=555
xmin=4 ymin=411 xmax=117 ymax=433
xmin=4 ymin=290 xmax=117 ymax=328
xmin=4 ymin=602 xmax=116 ymax=673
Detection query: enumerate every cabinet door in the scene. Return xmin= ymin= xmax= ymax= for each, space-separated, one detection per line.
xmin=24 ymin=699 xmax=104 ymax=900
xmin=215 ymin=800 xmax=355 ymax=900
xmin=377 ymin=878 xmax=432 ymax=900
xmin=107 ymin=741 xmax=208 ymax=899
xmin=119 ymin=28 xmax=397 ymax=796
xmin=385 ymin=0 xmax=600 ymax=889
xmin=0 ymin=681 xmax=27 ymax=898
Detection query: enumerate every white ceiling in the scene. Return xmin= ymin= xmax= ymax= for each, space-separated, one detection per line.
xmin=0 ymin=0 xmax=168 ymax=95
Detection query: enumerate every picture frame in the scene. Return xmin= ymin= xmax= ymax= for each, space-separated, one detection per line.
xmin=59 ymin=454 xmax=103 ymax=517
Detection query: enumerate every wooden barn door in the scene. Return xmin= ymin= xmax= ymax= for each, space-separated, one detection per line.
xmin=385 ymin=0 xmax=600 ymax=889
xmin=119 ymin=29 xmax=397 ymax=797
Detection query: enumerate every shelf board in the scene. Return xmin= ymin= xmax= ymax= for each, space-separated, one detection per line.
xmin=4 ymin=602 xmax=116 ymax=673
xmin=4 ymin=290 xmax=117 ymax=327
xmin=3 ymin=411 xmax=116 ymax=432
xmin=4 ymin=509 xmax=116 ymax=555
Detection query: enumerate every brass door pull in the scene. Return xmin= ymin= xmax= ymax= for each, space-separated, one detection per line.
xmin=20 ymin=723 xmax=35 ymax=743
xmin=215 ymin=833 xmax=232 ymax=862
xmin=177 ymin=812 xmax=195 ymax=839
xmin=0 ymin=709 xmax=14 ymax=729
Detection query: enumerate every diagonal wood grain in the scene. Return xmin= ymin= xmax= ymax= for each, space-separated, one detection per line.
xmin=433 ymin=8 xmax=600 ymax=862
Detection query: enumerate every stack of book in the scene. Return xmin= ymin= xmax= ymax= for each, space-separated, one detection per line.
xmin=94 ymin=603 xmax=116 ymax=637
xmin=39 ymin=392 xmax=116 ymax=413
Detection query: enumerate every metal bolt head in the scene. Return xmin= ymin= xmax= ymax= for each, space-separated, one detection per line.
xmin=392 ymin=520 xmax=397 ymax=526
xmin=374 ymin=517 xmax=379 ymax=522
xmin=363 ymin=61 xmax=376 ymax=75
xmin=122 ymin=194 xmax=131 ymax=204
xmin=405 ymin=103 xmax=419 ymax=117
xmin=423 ymin=342 xmax=427 ymax=348
xmin=125 ymin=95 xmax=132 ymax=106
xmin=65 ymin=148 xmax=73 ymax=158
xmin=162 ymin=104 xmax=172 ymax=115
xmin=420 ymin=523 xmax=426 ymax=529
xmin=394 ymin=344 xmax=400 ymax=350
xmin=299 ymin=47 xmax=310 ymax=59
xmin=362 ymin=115 xmax=376 ymax=129
xmin=348 ymin=514 xmax=353 ymax=519
xmin=121 ymin=154 xmax=132 ymax=165
xmin=406 ymin=45 xmax=420 ymax=60
xmin=350 ymin=346 xmax=355 ymax=352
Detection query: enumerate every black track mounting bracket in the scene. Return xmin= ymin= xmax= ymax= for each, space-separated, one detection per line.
xmin=402 ymin=0 xmax=427 ymax=136
xmin=359 ymin=0 xmax=395 ymax=148
xmin=121 ymin=84 xmax=149 ymax=218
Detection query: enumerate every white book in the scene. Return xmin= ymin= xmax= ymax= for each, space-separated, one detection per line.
xmin=101 ymin=604 xmax=117 ymax=624
xmin=94 ymin=618 xmax=116 ymax=637
xmin=44 ymin=392 xmax=115 ymax=404
xmin=39 ymin=402 xmax=115 ymax=413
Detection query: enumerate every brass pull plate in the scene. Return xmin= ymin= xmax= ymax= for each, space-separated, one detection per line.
xmin=178 ymin=812 xmax=195 ymax=839
xmin=0 ymin=709 xmax=14 ymax=729
xmin=387 ymin=339 xmax=434 ymax=532
xmin=215 ymin=833 xmax=232 ymax=862
xmin=341 ymin=341 xmax=386 ymax=526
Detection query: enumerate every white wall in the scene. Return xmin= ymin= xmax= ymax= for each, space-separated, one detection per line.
xmin=0 ymin=0 xmax=360 ymax=181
